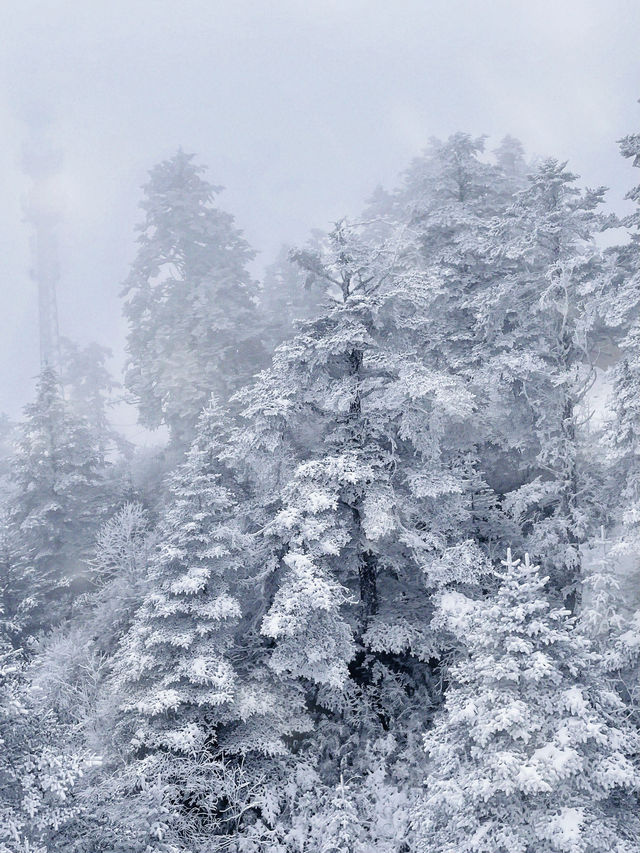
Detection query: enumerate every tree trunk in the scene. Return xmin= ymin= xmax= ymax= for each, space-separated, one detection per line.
xmin=348 ymin=347 xmax=378 ymax=630
xmin=560 ymin=393 xmax=581 ymax=613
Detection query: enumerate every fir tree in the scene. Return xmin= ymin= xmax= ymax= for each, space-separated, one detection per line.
xmin=232 ymin=220 xmax=490 ymax=686
xmin=477 ymin=160 xmax=609 ymax=601
xmin=114 ymin=402 xmax=243 ymax=756
xmin=602 ymin=121 xmax=640 ymax=577
xmin=210 ymin=218 xmax=497 ymax=846
xmin=107 ymin=401 xmax=307 ymax=849
xmin=414 ymin=549 xmax=640 ymax=853
xmin=9 ymin=367 xmax=108 ymax=636
xmin=388 ymin=133 xmax=526 ymax=378
xmin=121 ymin=151 xmax=266 ymax=447
xmin=59 ymin=337 xmax=126 ymax=461
xmin=0 ymin=614 xmax=93 ymax=852
xmin=371 ymin=133 xmax=527 ymax=556
xmin=590 ymin=119 xmax=640 ymax=718
xmin=314 ymin=775 xmax=364 ymax=853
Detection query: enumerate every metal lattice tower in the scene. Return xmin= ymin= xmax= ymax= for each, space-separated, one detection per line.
xmin=23 ymin=134 xmax=63 ymax=373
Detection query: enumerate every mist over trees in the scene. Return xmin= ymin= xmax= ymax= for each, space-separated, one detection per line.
xmin=1 ymin=119 xmax=640 ymax=852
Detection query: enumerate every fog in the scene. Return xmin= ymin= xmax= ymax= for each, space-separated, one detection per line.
xmin=1 ymin=0 xmax=639 ymax=428
xmin=4 ymin=7 xmax=640 ymax=847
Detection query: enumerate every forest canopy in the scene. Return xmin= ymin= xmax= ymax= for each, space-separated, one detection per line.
xmin=1 ymin=124 xmax=640 ymax=852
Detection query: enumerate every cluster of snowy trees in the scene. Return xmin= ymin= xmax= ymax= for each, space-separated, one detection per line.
xmin=1 ymin=124 xmax=640 ymax=852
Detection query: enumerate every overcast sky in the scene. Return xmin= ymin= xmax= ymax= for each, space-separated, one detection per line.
xmin=1 ymin=0 xmax=639 ymax=428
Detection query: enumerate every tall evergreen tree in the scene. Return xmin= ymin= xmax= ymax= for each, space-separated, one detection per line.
xmin=9 ymin=367 xmax=107 ymax=636
xmin=233 ymin=220 xmax=491 ymax=679
xmin=121 ymin=151 xmax=266 ymax=447
xmin=206 ymin=220 xmax=497 ymax=844
xmin=602 ymin=123 xmax=640 ymax=573
xmin=172 ymin=217 xmax=481 ymax=850
xmin=475 ymin=160 xmax=609 ymax=601
xmin=0 ymin=615 xmax=92 ymax=852
xmin=380 ymin=133 xmax=526 ymax=379
xmin=366 ymin=134 xmax=527 ymax=557
xmin=59 ymin=337 xmax=126 ymax=461
xmin=596 ymin=119 xmax=640 ymax=722
xmin=104 ymin=401 xmax=306 ymax=850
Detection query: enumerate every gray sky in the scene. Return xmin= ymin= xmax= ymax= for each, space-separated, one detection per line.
xmin=1 ymin=0 xmax=639 ymax=429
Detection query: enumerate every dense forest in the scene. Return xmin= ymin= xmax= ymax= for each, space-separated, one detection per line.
xmin=1 ymin=124 xmax=640 ymax=852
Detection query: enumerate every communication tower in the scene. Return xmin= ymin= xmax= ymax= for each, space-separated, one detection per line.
xmin=23 ymin=134 xmax=63 ymax=372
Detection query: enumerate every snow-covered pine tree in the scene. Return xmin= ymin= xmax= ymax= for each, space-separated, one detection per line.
xmin=0 ymin=610 xmax=93 ymax=852
xmin=365 ymin=133 xmax=527 ymax=557
xmin=585 ymin=118 xmax=640 ymax=720
xmin=382 ymin=133 xmax=526 ymax=379
xmin=113 ymin=398 xmax=242 ymax=762
xmin=414 ymin=549 xmax=640 ymax=853
xmin=476 ymin=160 xmax=609 ymax=603
xmin=595 ymin=122 xmax=640 ymax=721
xmin=104 ymin=400 xmax=307 ymax=850
xmin=9 ymin=367 xmax=108 ymax=636
xmin=205 ymin=218 xmax=497 ymax=848
xmin=59 ymin=337 xmax=127 ymax=462
xmin=121 ymin=151 xmax=266 ymax=448
xmin=601 ymin=123 xmax=640 ymax=588
xmin=311 ymin=775 xmax=364 ymax=853
xmin=233 ymin=219 xmax=490 ymax=682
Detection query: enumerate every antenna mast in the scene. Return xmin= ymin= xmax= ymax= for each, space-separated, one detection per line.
xmin=23 ymin=130 xmax=62 ymax=373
